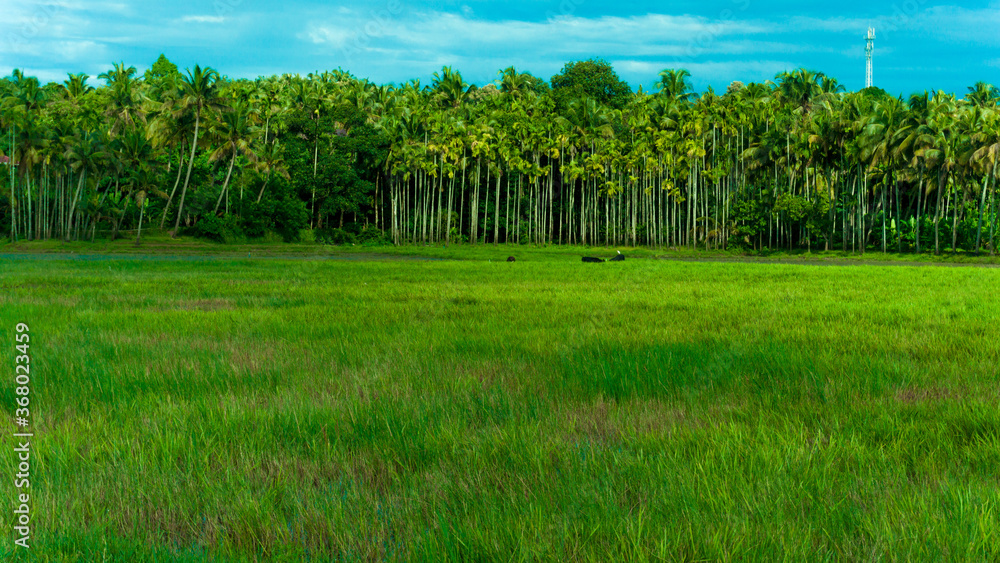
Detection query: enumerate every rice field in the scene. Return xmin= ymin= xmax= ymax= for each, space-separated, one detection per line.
xmin=1 ymin=248 xmax=999 ymax=561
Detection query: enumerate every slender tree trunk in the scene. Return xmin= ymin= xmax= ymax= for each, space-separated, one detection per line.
xmin=916 ymin=162 xmax=924 ymax=254
xmin=991 ymin=169 xmax=998 ymax=256
xmin=8 ymin=127 xmax=13 ymax=242
xmin=66 ymin=170 xmax=86 ymax=242
xmin=26 ymin=175 xmax=32 ymax=241
xmin=951 ymin=183 xmax=963 ymax=254
xmin=894 ymin=173 xmax=901 ymax=253
xmin=458 ymin=159 xmax=466 ymax=242
xmin=493 ymin=172 xmax=501 ymax=245
xmin=256 ymin=173 xmax=271 ymax=204
xmin=504 ymin=174 xmax=510 ymax=244
xmin=392 ymin=174 xmax=399 ymax=245
xmin=934 ymin=169 xmax=946 ymax=255
xmin=548 ymin=159 xmax=554 ymax=244
xmin=174 ymin=112 xmax=202 ymax=237
xmin=311 ymin=122 xmax=320 ymax=229
xmin=446 ymin=172 xmax=454 ymax=243
xmin=135 ymin=200 xmax=146 ymax=244
xmin=160 ymin=144 xmax=185 ymax=229
xmin=975 ymin=164 xmax=993 ymax=254
xmin=213 ymin=151 xmax=237 ymax=214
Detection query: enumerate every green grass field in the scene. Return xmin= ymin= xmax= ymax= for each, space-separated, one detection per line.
xmin=4 ymin=234 xmax=1000 ymax=265
xmin=2 ymin=246 xmax=999 ymax=561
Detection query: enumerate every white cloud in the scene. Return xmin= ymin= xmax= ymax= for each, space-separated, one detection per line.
xmin=1 ymin=1 xmax=994 ymax=92
xmin=297 ymin=5 xmax=1000 ymax=89
xmin=304 ymin=10 xmax=770 ymax=53
xmin=791 ymin=5 xmax=1000 ymax=47
xmin=181 ymin=15 xmax=227 ymax=24
xmin=13 ymin=67 xmax=77 ymax=84
xmin=0 ymin=0 xmax=252 ymax=81
xmin=615 ymin=59 xmax=796 ymax=84
xmin=303 ymin=26 xmax=352 ymax=47
xmin=302 ymin=9 xmax=777 ymax=79
xmin=913 ymin=5 xmax=1000 ymax=46
xmin=786 ymin=16 xmax=868 ymax=35
xmin=300 ymin=9 xmax=827 ymax=86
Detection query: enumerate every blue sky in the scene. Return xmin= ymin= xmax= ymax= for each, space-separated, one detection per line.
xmin=1 ymin=0 xmax=998 ymax=96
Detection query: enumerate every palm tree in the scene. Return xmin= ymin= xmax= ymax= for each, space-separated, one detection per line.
xmin=432 ymin=66 xmax=473 ymax=109
xmin=9 ymin=59 xmax=1000 ymax=254
xmin=134 ymin=189 xmax=151 ymax=244
xmin=497 ymin=67 xmax=538 ymax=100
xmin=209 ymin=101 xmax=257 ymax=213
xmin=98 ymin=62 xmax=141 ymax=132
xmin=969 ymin=110 xmax=1000 ymax=253
xmin=112 ymin=126 xmax=154 ymax=239
xmin=966 ymin=82 xmax=999 ymax=108
xmin=171 ymin=65 xmax=223 ymax=236
xmin=63 ymin=130 xmax=107 ymax=241
xmin=657 ymin=69 xmax=694 ymax=102
xmin=63 ymin=73 xmax=94 ymax=99
xmin=775 ymin=69 xmax=825 ymax=114
xmin=922 ymin=91 xmax=959 ymax=254
xmin=861 ymin=97 xmax=905 ymax=252
xmin=894 ymin=92 xmax=934 ymax=253
xmin=151 ymin=113 xmax=193 ymax=230
xmin=255 ymin=140 xmax=290 ymax=203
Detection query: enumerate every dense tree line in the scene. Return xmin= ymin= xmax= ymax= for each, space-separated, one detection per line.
xmin=2 ymin=56 xmax=999 ymax=253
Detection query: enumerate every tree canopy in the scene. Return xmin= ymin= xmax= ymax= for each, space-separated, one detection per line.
xmin=1 ymin=56 xmax=999 ymax=256
xmin=550 ymin=58 xmax=633 ymax=110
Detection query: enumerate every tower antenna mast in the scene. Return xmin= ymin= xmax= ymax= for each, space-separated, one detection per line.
xmin=865 ymin=27 xmax=876 ymax=89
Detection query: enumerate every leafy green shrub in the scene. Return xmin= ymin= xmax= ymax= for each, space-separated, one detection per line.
xmin=238 ymin=197 xmax=307 ymax=242
xmin=728 ymin=197 xmax=769 ymax=250
xmin=261 ymin=231 xmax=284 ymax=244
xmin=0 ymin=195 xmax=10 ymax=234
xmin=238 ymin=203 xmax=274 ymax=239
xmin=774 ymin=192 xmax=832 ymax=248
xmin=358 ymin=226 xmax=390 ymax=246
xmin=188 ymin=214 xmax=244 ymax=244
xmin=271 ymin=197 xmax=308 ymax=243
xmin=300 ymin=229 xmax=317 ymax=244
xmin=317 ymin=228 xmax=357 ymax=245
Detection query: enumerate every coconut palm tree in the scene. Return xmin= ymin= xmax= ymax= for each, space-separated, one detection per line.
xmin=255 ymin=139 xmax=290 ymax=203
xmin=894 ymin=92 xmax=935 ymax=253
xmin=965 ymin=82 xmax=999 ymax=108
xmin=63 ymin=73 xmax=94 ymax=99
xmin=209 ymin=101 xmax=258 ymax=213
xmin=63 ymin=130 xmax=108 ymax=240
xmin=99 ymin=62 xmax=141 ymax=132
xmin=861 ymin=97 xmax=905 ymax=252
xmin=112 ymin=125 xmax=154 ymax=239
xmin=921 ymin=91 xmax=960 ymax=254
xmin=776 ymin=69 xmax=826 ymax=115
xmin=432 ymin=66 xmax=474 ymax=109
xmin=171 ymin=65 xmax=223 ymax=236
xmin=968 ymin=110 xmax=1000 ymax=253
xmin=657 ymin=69 xmax=694 ymax=102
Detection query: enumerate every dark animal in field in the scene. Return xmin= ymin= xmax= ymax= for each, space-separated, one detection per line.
xmin=582 ymin=257 xmax=605 ymax=263
xmin=507 ymin=256 xmax=516 ymax=262
xmin=610 ymin=251 xmax=625 ymax=262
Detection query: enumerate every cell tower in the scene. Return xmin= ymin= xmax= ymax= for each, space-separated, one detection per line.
xmin=865 ymin=27 xmax=876 ymax=89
